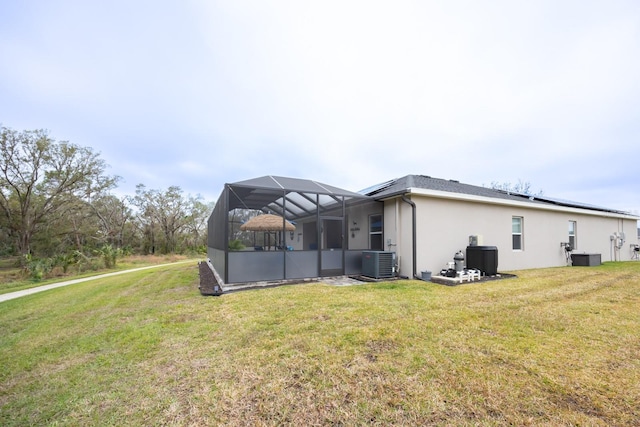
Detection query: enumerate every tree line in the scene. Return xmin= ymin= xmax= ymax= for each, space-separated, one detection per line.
xmin=0 ymin=125 xmax=213 ymax=263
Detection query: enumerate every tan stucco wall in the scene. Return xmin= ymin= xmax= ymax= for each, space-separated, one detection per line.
xmin=346 ymin=201 xmax=383 ymax=250
xmin=384 ymin=194 xmax=639 ymax=277
xmin=382 ymin=199 xmax=415 ymax=275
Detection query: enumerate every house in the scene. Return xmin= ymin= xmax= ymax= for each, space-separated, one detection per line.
xmin=365 ymin=174 xmax=639 ymax=278
xmin=206 ymin=175 xmax=640 ymax=285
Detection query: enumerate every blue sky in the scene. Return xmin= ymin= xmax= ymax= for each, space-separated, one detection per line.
xmin=1 ymin=1 xmax=639 ymax=221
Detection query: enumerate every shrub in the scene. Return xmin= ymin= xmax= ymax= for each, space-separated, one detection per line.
xmin=96 ymin=244 xmax=123 ymax=269
xmin=22 ymin=254 xmax=53 ymax=281
xmin=54 ymin=251 xmax=81 ymax=274
xmin=228 ymin=239 xmax=245 ymax=251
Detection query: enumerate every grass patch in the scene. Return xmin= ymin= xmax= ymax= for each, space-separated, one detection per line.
xmin=0 ymin=254 xmax=195 ymax=295
xmin=1 ymin=262 xmax=639 ymax=425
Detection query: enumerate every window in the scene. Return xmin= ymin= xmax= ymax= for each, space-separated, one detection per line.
xmin=568 ymin=221 xmax=577 ymax=250
xmin=369 ymin=214 xmax=383 ymax=250
xmin=512 ymin=217 xmax=523 ymax=250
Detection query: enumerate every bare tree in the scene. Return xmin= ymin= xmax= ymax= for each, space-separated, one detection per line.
xmin=89 ymin=194 xmax=132 ymax=248
xmin=130 ymin=184 xmax=158 ymax=254
xmin=489 ymin=179 xmax=543 ymax=197
xmin=132 ymin=185 xmax=189 ymax=254
xmin=182 ymin=196 xmax=213 ymax=251
xmin=0 ymin=126 xmax=118 ymax=255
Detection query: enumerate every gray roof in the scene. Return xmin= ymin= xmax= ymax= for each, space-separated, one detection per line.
xmin=363 ymin=174 xmax=632 ymax=216
xmin=231 ymin=175 xmax=366 ymax=198
xmin=222 ymin=174 xmax=635 ymax=218
xmin=226 ymin=175 xmax=369 ymax=220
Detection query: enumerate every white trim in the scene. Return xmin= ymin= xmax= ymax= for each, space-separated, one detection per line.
xmin=403 ymin=188 xmax=639 ymax=220
xmin=512 ymin=216 xmax=523 ymax=251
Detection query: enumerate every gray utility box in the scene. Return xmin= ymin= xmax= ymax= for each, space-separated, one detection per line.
xmin=362 ymin=251 xmax=395 ymax=279
xmin=571 ymin=253 xmax=601 ymax=266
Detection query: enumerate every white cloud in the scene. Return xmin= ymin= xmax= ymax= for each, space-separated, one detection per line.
xmin=0 ymin=0 xmax=639 ymax=218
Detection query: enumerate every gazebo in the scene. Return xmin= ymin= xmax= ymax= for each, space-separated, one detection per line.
xmin=240 ymin=214 xmax=295 ymax=250
xmin=207 ymin=176 xmax=382 ymax=284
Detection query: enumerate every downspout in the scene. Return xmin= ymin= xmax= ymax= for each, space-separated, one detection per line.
xmin=401 ymin=195 xmax=418 ymax=279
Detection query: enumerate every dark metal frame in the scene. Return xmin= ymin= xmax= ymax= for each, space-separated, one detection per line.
xmin=207 ymin=176 xmax=382 ymax=284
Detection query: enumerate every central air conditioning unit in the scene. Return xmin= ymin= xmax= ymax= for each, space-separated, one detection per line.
xmin=362 ymin=251 xmax=395 ymax=279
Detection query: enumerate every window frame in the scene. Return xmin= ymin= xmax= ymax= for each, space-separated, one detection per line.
xmin=369 ymin=214 xmax=383 ymax=250
xmin=512 ymin=216 xmax=523 ymax=251
xmin=568 ymin=220 xmax=577 ymax=250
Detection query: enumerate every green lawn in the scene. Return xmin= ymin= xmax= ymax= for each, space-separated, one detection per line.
xmin=1 ymin=262 xmax=639 ymax=426
xmin=0 ymin=254 xmax=195 ymax=295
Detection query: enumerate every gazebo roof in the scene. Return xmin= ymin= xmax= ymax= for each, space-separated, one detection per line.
xmin=239 ymin=214 xmax=296 ymax=231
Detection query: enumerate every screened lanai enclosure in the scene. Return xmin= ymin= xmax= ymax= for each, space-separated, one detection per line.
xmin=207 ymin=176 xmax=383 ymax=284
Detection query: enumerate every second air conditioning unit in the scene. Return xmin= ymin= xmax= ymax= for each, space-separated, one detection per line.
xmin=362 ymin=251 xmax=395 ymax=279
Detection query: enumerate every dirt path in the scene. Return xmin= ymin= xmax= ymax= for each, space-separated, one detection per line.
xmin=0 ymin=260 xmax=194 ymax=303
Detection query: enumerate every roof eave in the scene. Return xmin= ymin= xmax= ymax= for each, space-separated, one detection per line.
xmin=394 ymin=188 xmax=640 ymax=220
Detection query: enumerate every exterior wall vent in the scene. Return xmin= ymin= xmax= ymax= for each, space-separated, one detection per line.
xmin=362 ymin=251 xmax=395 ymax=278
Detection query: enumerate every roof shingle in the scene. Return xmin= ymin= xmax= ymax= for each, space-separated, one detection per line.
xmin=363 ymin=174 xmax=632 ymax=216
